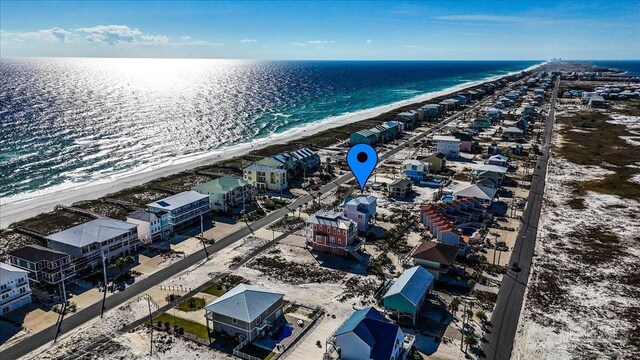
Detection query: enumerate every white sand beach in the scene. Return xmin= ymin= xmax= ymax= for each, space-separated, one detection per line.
xmin=0 ymin=63 xmax=542 ymax=229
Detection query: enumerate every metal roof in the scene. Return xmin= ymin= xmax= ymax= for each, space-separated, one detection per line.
xmin=454 ymin=184 xmax=497 ymax=201
xmin=307 ymin=210 xmax=355 ymax=229
xmin=8 ymin=245 xmax=69 ymax=263
xmin=46 ymin=218 xmax=137 ymax=248
xmin=193 ymin=176 xmax=249 ymax=195
xmin=343 ymin=195 xmax=377 ymax=207
xmin=127 ymin=210 xmax=159 ymax=223
xmin=333 ymin=307 xmax=401 ymax=359
xmin=473 ymin=164 xmax=508 ymax=174
xmin=0 ymin=263 xmax=29 ymax=275
xmin=384 ymin=266 xmax=434 ymax=311
xmin=243 ymin=163 xmax=287 ymax=173
xmin=204 ymin=284 xmax=283 ymax=323
xmin=147 ymin=190 xmax=209 ymax=211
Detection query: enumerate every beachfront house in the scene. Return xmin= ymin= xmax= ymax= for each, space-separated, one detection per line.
xmin=147 ymin=190 xmax=211 ymax=230
xmin=45 ymin=218 xmax=140 ymax=269
xmin=425 ymin=152 xmax=447 ymax=172
xmin=255 ymin=152 xmax=296 ymax=172
xmin=243 ymin=163 xmax=288 ymax=192
xmin=306 ymin=210 xmax=363 ymax=260
xmin=341 ymin=196 xmax=377 ymax=233
xmin=395 ymin=111 xmax=418 ymax=130
xmin=383 ymin=266 xmax=434 ymax=326
xmin=193 ymin=176 xmax=255 ymax=213
xmin=453 ymin=183 xmax=497 ymax=205
xmin=126 ymin=210 xmax=169 ymax=244
xmin=389 ymin=179 xmax=413 ymax=199
xmin=410 ymin=240 xmax=458 ymax=280
xmin=325 ymin=306 xmax=414 ymax=360
xmin=432 ymin=135 xmax=461 ymax=158
xmin=402 ymin=159 xmax=429 ymax=182
xmin=420 ymin=104 xmax=440 ymax=120
xmin=7 ymin=245 xmax=75 ymax=286
xmin=290 ymin=147 xmax=321 ymax=171
xmin=0 ymin=263 xmax=32 ymax=315
xmin=452 ymin=131 xmax=473 ymax=152
xmin=204 ymin=284 xmax=284 ymax=342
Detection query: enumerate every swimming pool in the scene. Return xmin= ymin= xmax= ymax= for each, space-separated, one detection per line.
xmin=442 ymin=195 xmax=454 ymax=202
xmin=271 ymin=323 xmax=293 ymax=342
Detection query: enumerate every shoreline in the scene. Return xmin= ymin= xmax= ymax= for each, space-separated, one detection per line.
xmin=0 ymin=62 xmax=543 ymax=229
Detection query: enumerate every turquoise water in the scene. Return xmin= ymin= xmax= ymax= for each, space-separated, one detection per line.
xmin=0 ymin=59 xmax=540 ymax=200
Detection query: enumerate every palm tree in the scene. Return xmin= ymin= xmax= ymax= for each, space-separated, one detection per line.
xmin=476 ymin=310 xmax=488 ymax=323
xmin=465 ymin=333 xmax=478 ymax=352
xmin=448 ymin=298 xmax=461 ymax=315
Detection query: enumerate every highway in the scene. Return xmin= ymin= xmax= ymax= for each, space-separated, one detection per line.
xmin=482 ymin=76 xmax=559 ymax=360
xmin=0 ymin=82 xmax=493 ymax=360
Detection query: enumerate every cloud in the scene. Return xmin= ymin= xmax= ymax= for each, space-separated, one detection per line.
xmin=140 ymin=34 xmax=169 ymax=43
xmin=76 ymin=25 xmax=142 ymax=45
xmin=434 ymin=14 xmax=525 ymax=23
xmin=366 ymin=39 xmax=372 ymax=44
xmin=289 ymin=42 xmax=306 ymax=47
xmin=240 ymin=38 xmax=257 ymax=43
xmin=403 ymin=45 xmax=422 ymax=49
xmin=1 ymin=27 xmax=72 ymax=43
xmin=316 ymin=46 xmax=327 ymax=50
xmin=180 ymin=35 xmax=192 ymax=41
xmin=307 ymin=40 xmax=334 ymax=45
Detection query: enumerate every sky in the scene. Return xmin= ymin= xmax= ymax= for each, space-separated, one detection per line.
xmin=1 ymin=0 xmax=639 ymax=60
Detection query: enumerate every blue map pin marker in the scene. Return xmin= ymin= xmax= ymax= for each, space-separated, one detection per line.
xmin=347 ymin=144 xmax=378 ymax=191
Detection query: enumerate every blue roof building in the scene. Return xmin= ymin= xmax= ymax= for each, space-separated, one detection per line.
xmin=383 ymin=266 xmax=434 ymax=325
xmin=326 ymin=306 xmax=414 ymax=360
xmin=350 ymin=129 xmax=378 ymax=146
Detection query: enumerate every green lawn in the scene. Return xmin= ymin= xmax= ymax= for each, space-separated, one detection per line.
xmin=153 ymin=313 xmax=209 ymax=340
xmin=240 ymin=343 xmax=276 ymax=360
xmin=177 ymin=297 xmax=206 ymax=312
xmin=202 ymin=284 xmax=227 ymax=297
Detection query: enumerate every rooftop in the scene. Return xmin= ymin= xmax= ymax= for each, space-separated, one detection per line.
xmin=147 ymin=190 xmax=209 ymax=211
xmin=307 ymin=210 xmax=356 ymax=230
xmin=0 ymin=263 xmax=29 ymax=275
xmin=454 ymin=184 xmax=497 ymax=201
xmin=411 ymin=241 xmax=458 ymax=265
xmin=333 ymin=306 xmax=401 ymax=359
xmin=193 ymin=176 xmax=249 ymax=195
xmin=46 ymin=218 xmax=137 ymax=248
xmin=204 ymin=283 xmax=283 ymax=323
xmin=384 ymin=266 xmax=434 ymax=306
xmin=8 ymin=245 xmax=69 ymax=263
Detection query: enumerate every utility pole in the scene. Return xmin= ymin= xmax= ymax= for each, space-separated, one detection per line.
xmin=200 ymin=214 xmax=209 ymax=260
xmin=147 ymin=296 xmax=154 ymax=356
xmin=100 ymin=248 xmax=108 ymax=318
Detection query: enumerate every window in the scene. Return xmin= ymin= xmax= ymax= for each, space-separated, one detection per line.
xmin=232 ymin=318 xmax=237 ymax=324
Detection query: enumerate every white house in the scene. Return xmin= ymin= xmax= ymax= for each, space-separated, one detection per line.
xmin=0 ymin=263 xmax=32 ymax=314
xmin=485 ymin=107 xmax=502 ymax=120
xmin=126 ymin=210 xmax=169 ymax=244
xmin=341 ymin=196 xmax=377 ymax=232
xmin=432 ymin=135 xmax=461 ymax=159
xmin=325 ymin=306 xmax=413 ymax=360
xmin=46 ymin=218 xmax=140 ymax=269
xmin=453 ymin=183 xmax=498 ymax=205
xmin=147 ymin=191 xmax=211 ymax=230
xmin=487 ymin=154 xmax=509 ymax=167
xmin=193 ymin=176 xmax=255 ymax=213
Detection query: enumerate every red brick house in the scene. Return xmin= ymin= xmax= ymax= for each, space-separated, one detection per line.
xmin=306 ymin=210 xmax=364 ymax=260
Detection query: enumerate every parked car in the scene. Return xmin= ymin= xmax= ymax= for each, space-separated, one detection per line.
xmin=511 ymin=262 xmax=521 ymax=272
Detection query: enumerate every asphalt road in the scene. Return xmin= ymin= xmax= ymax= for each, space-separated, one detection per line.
xmin=1 ymin=86 xmax=491 ymax=360
xmin=482 ymin=77 xmax=559 ymax=360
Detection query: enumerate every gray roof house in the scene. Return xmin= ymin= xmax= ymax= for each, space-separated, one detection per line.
xmin=204 ymin=284 xmax=285 ymax=342
xmin=46 ymin=218 xmax=139 ymax=268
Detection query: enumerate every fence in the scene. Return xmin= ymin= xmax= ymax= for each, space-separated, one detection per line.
xmin=276 ymin=307 xmax=325 ymax=359
xmin=232 ymin=337 xmax=263 ymax=360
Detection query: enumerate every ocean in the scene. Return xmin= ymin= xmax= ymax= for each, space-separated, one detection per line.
xmin=579 ymin=60 xmax=640 ymax=76
xmin=0 ymin=58 xmax=540 ymax=202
